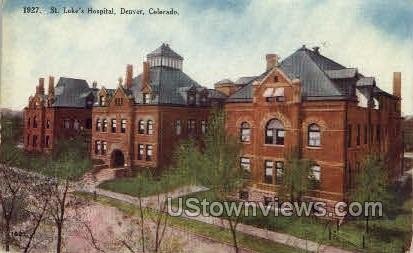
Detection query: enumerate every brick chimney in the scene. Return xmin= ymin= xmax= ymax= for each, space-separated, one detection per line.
xmin=266 ymin=54 xmax=279 ymax=71
xmin=38 ymin=78 xmax=45 ymax=95
xmin=142 ymin=61 xmax=150 ymax=88
xmin=393 ymin=72 xmax=401 ymax=98
xmin=125 ymin=64 xmax=133 ymax=89
xmin=48 ymin=76 xmax=55 ymax=96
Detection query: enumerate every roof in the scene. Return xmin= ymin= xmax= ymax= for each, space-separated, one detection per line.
xmin=147 ymin=43 xmax=183 ymax=60
xmin=227 ymin=46 xmax=391 ymax=102
xmin=53 ymin=77 xmax=93 ymax=107
xmin=234 ymin=76 xmax=257 ymax=85
xmin=130 ymin=66 xmax=202 ymax=105
xmin=214 ymin=79 xmax=234 ymax=86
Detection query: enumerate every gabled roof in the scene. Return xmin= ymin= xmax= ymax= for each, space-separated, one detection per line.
xmin=53 ymin=77 xmax=93 ymax=107
xmin=147 ymin=43 xmax=183 ymax=60
xmin=227 ymin=46 xmax=388 ymax=102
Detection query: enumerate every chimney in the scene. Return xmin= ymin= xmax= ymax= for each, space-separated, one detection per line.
xmin=312 ymin=46 xmax=320 ymax=54
xmin=142 ymin=61 xmax=150 ymax=87
xmin=92 ymin=81 xmax=97 ymax=89
xmin=38 ymin=78 xmax=45 ymax=95
xmin=48 ymin=76 xmax=55 ymax=96
xmin=393 ymin=72 xmax=401 ymax=98
xmin=266 ymin=54 xmax=279 ymax=71
xmin=125 ymin=64 xmax=133 ymax=89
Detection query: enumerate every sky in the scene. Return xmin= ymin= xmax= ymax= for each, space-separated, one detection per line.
xmin=1 ymin=0 xmax=413 ymax=114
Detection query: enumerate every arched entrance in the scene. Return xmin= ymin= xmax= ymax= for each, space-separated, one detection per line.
xmin=111 ymin=149 xmax=125 ymax=168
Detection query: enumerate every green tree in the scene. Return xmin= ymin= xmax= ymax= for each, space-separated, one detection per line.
xmin=351 ymin=154 xmax=389 ymax=234
xmin=280 ymin=149 xmax=315 ymax=202
xmin=193 ymin=109 xmax=243 ymax=253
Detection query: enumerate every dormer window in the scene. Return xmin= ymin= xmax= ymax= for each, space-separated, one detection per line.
xmin=143 ymin=93 xmax=151 ymax=104
xmin=200 ymin=96 xmax=208 ymax=105
xmin=188 ymin=93 xmax=196 ymax=105
xmin=263 ymin=87 xmax=285 ymax=102
xmin=86 ymin=98 xmax=93 ymax=108
xmin=99 ymin=96 xmax=106 ymax=106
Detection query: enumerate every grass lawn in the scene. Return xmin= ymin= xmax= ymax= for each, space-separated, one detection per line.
xmin=98 ymin=171 xmax=193 ymax=198
xmin=171 ymin=188 xmax=412 ymax=253
xmin=76 ymin=192 xmax=304 ymax=253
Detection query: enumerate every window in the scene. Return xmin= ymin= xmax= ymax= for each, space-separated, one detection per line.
xmin=95 ymin=140 xmax=101 ymax=155
xmin=45 ymin=136 xmax=50 ymax=147
xmin=64 ymin=119 xmax=70 ymax=129
xmin=138 ymin=144 xmax=144 ymax=160
xmin=147 ymin=120 xmax=154 ymax=135
xmin=102 ymin=141 xmax=107 ymax=155
xmin=86 ymin=118 xmax=92 ymax=129
xmin=310 ymin=165 xmax=321 ymax=189
xmin=187 ymin=119 xmax=196 ymax=135
xmin=33 ymin=117 xmax=38 ymax=128
xmin=99 ymin=96 xmax=106 ymax=106
xmin=146 ymin=145 xmax=153 ymax=161
xmin=308 ymin=124 xmax=321 ymax=147
xmin=86 ymin=98 xmax=93 ymax=108
xmin=240 ymin=122 xmax=251 ymax=143
xmin=264 ymin=87 xmax=285 ymax=102
xmin=143 ymin=93 xmax=151 ymax=104
xmin=356 ymin=124 xmax=361 ymax=146
xmin=111 ymin=119 xmax=117 ymax=133
xmin=74 ymin=120 xmax=80 ymax=130
xmin=27 ymin=134 xmax=30 ymax=145
xmin=376 ymin=125 xmax=381 ymax=143
xmin=264 ymin=160 xmax=274 ymax=184
xmin=275 ymin=162 xmax=284 ymax=184
xmin=138 ymin=120 xmax=145 ymax=134
xmin=200 ymin=96 xmax=208 ymax=105
xmin=364 ymin=125 xmax=368 ymax=144
xmin=33 ymin=135 xmax=38 ymax=147
xmin=115 ymin=98 xmax=123 ymax=106
xmin=265 ymin=119 xmax=284 ymax=145
xmin=201 ymin=120 xmax=207 ymax=134
xmin=176 ymin=120 xmax=182 ymax=135
xmin=240 ymin=157 xmax=251 ymax=178
xmin=27 ymin=118 xmax=31 ymax=128
xmin=102 ymin=119 xmax=108 ymax=132
xmin=121 ymin=119 xmax=127 ymax=133
xmin=96 ymin=118 xmax=101 ymax=131
xmin=46 ymin=120 xmax=50 ymax=129
xmin=347 ymin=124 xmax=352 ymax=147
xmin=187 ymin=93 xmax=196 ymax=105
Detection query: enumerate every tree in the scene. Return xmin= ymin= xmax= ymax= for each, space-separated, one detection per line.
xmin=280 ymin=149 xmax=315 ymax=202
xmin=351 ymin=154 xmax=389 ymax=233
xmin=190 ymin=109 xmax=243 ymax=253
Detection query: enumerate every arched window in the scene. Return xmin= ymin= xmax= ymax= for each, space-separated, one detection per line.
xmin=138 ymin=120 xmax=145 ymax=134
xmin=240 ymin=122 xmax=251 ymax=142
xmin=308 ymin=123 xmax=321 ymax=147
xmin=102 ymin=119 xmax=108 ymax=132
xmin=33 ymin=116 xmax=38 ymax=128
xmin=147 ymin=120 xmax=154 ymax=135
xmin=96 ymin=118 xmax=101 ymax=131
xmin=28 ymin=118 xmax=31 ymax=128
xmin=265 ymin=119 xmax=284 ymax=145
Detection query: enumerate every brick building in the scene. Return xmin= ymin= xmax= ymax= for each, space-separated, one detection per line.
xmin=91 ymin=44 xmax=225 ymax=169
xmin=218 ymin=45 xmax=402 ymax=204
xmin=23 ymin=77 xmax=97 ymax=152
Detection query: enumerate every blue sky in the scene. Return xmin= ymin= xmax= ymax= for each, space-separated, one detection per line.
xmin=2 ymin=0 xmax=413 ymax=114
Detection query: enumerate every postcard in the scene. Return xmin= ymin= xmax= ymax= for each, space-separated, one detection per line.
xmin=1 ymin=1 xmax=412 ymax=252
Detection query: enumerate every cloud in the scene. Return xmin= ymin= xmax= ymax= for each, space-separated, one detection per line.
xmin=1 ymin=0 xmax=412 ymax=114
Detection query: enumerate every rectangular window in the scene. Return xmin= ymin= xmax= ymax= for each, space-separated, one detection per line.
xmin=102 ymin=119 xmax=108 ymax=132
xmin=138 ymin=144 xmax=144 ymax=160
xmin=99 ymin=96 xmax=106 ymax=106
xmin=143 ymin=93 xmax=151 ymax=104
xmin=357 ymin=124 xmax=361 ymax=146
xmin=102 ymin=141 xmax=107 ymax=155
xmin=138 ymin=120 xmax=145 ymax=134
xmin=96 ymin=119 xmax=101 ymax=131
xmin=376 ymin=125 xmax=381 ymax=143
xmin=347 ymin=124 xmax=352 ymax=148
xmin=201 ymin=120 xmax=207 ymax=134
xmin=46 ymin=120 xmax=50 ymax=129
xmin=64 ymin=119 xmax=70 ymax=129
xmin=308 ymin=131 xmax=320 ymax=147
xmin=176 ymin=120 xmax=182 ymax=135
xmin=33 ymin=135 xmax=38 ymax=147
xmin=146 ymin=145 xmax=153 ymax=161
xmin=95 ymin=141 xmax=101 ymax=155
xmin=45 ymin=136 xmax=50 ymax=147
xmin=275 ymin=161 xmax=284 ymax=184
xmin=121 ymin=119 xmax=127 ymax=133
xmin=264 ymin=160 xmax=273 ymax=184
xmin=364 ymin=125 xmax=368 ymax=144
xmin=276 ymin=129 xmax=285 ymax=145
xmin=240 ymin=157 xmax=251 ymax=178
xmin=111 ymin=119 xmax=117 ymax=133
xmin=27 ymin=134 xmax=30 ymax=145
xmin=187 ymin=119 xmax=196 ymax=135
